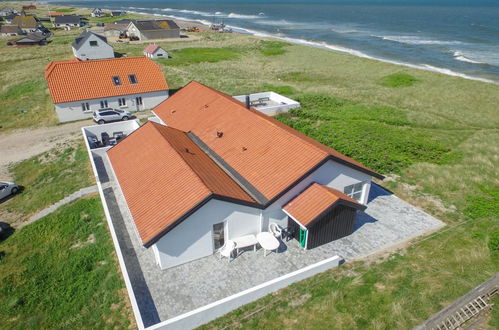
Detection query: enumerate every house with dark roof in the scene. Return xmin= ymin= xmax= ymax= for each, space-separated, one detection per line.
xmin=0 ymin=8 xmax=17 ymax=17
xmin=106 ymin=81 xmax=384 ymax=270
xmin=127 ymin=19 xmax=180 ymax=40
xmin=143 ymin=44 xmax=168 ymax=59
xmin=72 ymin=30 xmax=114 ymax=60
xmin=44 ymin=57 xmax=169 ymax=122
xmin=91 ymin=8 xmax=104 ymax=17
xmin=10 ymin=32 xmax=48 ymax=46
xmin=111 ymin=11 xmax=126 ymax=17
xmin=53 ymin=15 xmax=82 ymax=28
xmin=0 ymin=24 xmax=23 ymax=36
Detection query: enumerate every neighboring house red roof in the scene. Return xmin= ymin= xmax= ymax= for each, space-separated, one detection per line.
xmin=45 ymin=57 xmax=169 ymax=103
xmin=144 ymin=44 xmax=160 ymax=54
xmin=48 ymin=12 xmax=66 ymax=16
xmin=283 ymin=183 xmax=366 ymax=227
xmin=107 ymin=122 xmax=255 ymax=245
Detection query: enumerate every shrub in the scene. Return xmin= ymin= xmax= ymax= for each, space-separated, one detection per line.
xmin=380 ymin=73 xmax=418 ymax=87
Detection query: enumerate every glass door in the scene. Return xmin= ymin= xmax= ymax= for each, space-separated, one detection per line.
xmin=299 ymin=227 xmax=307 ymax=248
xmin=213 ymin=222 xmax=225 ymax=250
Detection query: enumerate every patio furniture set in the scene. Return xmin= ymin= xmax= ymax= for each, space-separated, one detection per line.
xmin=219 ymin=223 xmax=291 ymax=262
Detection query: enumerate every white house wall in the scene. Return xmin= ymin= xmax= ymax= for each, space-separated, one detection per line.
xmin=54 ymin=90 xmax=169 ymax=122
xmin=153 ymin=199 xmax=261 ymax=270
xmin=153 ymin=159 xmax=372 ymax=270
xmin=73 ymin=34 xmax=115 ymax=60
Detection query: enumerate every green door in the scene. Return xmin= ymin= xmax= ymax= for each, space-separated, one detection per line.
xmin=299 ymin=228 xmax=307 ymax=248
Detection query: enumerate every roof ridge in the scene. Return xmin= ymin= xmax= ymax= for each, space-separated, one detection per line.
xmin=149 ymin=122 xmax=214 ymax=195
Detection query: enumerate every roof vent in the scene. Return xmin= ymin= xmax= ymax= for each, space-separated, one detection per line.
xmin=171 ymin=109 xmax=176 ymax=114
xmin=242 ymin=146 xmax=247 ymax=151
xmin=184 ymin=148 xmax=190 ymax=153
xmin=216 ymin=131 xmax=223 ymax=138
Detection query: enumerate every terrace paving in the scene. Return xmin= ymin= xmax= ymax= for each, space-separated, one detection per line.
xmin=91 ymin=148 xmax=445 ymax=326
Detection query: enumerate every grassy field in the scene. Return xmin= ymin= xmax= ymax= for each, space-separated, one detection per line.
xmin=0 ymin=2 xmax=498 ymax=329
xmin=2 ymin=140 xmax=93 ymax=218
xmin=0 ymin=197 xmax=133 ymax=329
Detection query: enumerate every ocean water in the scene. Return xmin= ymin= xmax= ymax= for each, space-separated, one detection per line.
xmin=46 ymin=0 xmax=499 ymax=83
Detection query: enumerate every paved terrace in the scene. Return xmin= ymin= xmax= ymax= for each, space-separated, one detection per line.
xmin=91 ymin=148 xmax=445 ymax=327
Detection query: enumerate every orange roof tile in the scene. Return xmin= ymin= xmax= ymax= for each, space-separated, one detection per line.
xmin=45 ymin=57 xmax=168 ymax=103
xmin=107 ymin=122 xmax=255 ymax=246
xmin=153 ymin=81 xmax=383 ymax=203
xmin=283 ymin=183 xmax=366 ymax=227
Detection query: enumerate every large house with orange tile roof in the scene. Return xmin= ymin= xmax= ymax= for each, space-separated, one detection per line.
xmin=106 ymin=81 xmax=384 ymax=270
xmin=45 ymin=56 xmax=169 ymax=122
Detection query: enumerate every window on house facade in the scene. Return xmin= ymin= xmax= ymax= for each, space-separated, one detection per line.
xmin=89 ymin=40 xmax=98 ymax=46
xmin=112 ymin=76 xmax=121 ymax=86
xmin=344 ymin=182 xmax=364 ymax=201
xmin=128 ymin=74 xmax=138 ymax=84
xmin=100 ymin=100 xmax=108 ymax=108
xmin=81 ymin=102 xmax=90 ymax=111
xmin=118 ymin=98 xmax=126 ymax=107
xmin=135 ymin=96 xmax=143 ymax=105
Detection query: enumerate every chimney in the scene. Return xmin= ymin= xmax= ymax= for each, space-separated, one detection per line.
xmin=245 ymin=95 xmax=250 ymax=109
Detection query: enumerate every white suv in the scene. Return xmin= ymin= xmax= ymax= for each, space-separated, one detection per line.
xmin=93 ymin=108 xmax=132 ymax=124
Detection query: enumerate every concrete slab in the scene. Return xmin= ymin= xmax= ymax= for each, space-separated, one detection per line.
xmin=92 ymin=150 xmax=444 ymax=326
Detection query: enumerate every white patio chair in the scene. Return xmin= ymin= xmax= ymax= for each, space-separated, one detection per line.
xmin=218 ymin=240 xmax=236 ymax=262
xmin=268 ymin=223 xmax=283 ymax=239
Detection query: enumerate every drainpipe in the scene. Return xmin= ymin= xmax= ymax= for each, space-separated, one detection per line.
xmin=245 ymin=95 xmax=250 ymax=110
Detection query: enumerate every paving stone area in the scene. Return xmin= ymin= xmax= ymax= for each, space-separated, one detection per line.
xmin=92 ymin=149 xmax=445 ymax=325
xmin=21 ymin=185 xmax=98 ymax=228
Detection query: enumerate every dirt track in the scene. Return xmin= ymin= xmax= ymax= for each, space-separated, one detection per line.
xmin=0 ymin=120 xmax=93 ymax=180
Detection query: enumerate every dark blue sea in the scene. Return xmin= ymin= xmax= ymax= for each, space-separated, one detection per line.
xmin=46 ymin=0 xmax=499 ymax=83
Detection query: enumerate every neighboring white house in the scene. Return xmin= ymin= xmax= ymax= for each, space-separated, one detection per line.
xmin=107 ymin=81 xmax=384 ymax=270
xmin=45 ymin=56 xmax=170 ymax=122
xmin=91 ymin=8 xmax=104 ymax=17
xmin=53 ymin=15 xmax=82 ymax=28
xmin=143 ymin=44 xmax=168 ymax=59
xmin=72 ymin=30 xmax=114 ymax=60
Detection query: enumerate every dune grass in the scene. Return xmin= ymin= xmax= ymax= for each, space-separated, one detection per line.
xmin=0 ymin=197 xmax=132 ymax=329
xmin=1 ymin=141 xmax=93 ymax=218
xmin=259 ymin=40 xmax=290 ymax=56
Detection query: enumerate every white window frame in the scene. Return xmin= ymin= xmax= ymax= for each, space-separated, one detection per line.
xmin=100 ymin=100 xmax=108 ymax=109
xmin=212 ymin=221 xmax=227 ymax=252
xmin=81 ymin=102 xmax=90 ymax=112
xmin=118 ymin=98 xmax=127 ymax=107
xmin=344 ymin=181 xmax=365 ymax=202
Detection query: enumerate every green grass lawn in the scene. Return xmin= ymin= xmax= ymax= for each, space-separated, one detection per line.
xmin=0 ymin=197 xmax=132 ymax=329
xmin=0 ymin=140 xmax=93 ymax=222
xmin=161 ymin=47 xmax=241 ymax=66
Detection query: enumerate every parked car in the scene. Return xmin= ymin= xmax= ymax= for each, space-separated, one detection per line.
xmin=0 ymin=181 xmax=19 ymax=200
xmin=93 ymin=109 xmax=132 ymax=124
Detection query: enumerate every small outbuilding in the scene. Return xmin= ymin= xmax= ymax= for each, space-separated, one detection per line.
xmin=284 ymin=183 xmax=367 ymax=249
xmin=111 ymin=11 xmax=126 ymax=17
xmin=72 ymin=30 xmax=114 ymax=60
xmin=143 ymin=44 xmax=168 ymax=59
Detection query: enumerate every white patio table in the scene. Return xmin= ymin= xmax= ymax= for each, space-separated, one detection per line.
xmin=232 ymin=234 xmax=258 ymax=255
xmin=257 ymin=232 xmax=280 ymax=256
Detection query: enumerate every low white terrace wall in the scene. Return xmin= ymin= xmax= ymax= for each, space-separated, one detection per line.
xmin=233 ymin=91 xmax=300 ymax=116
xmin=83 ymin=120 xmax=140 ymax=148
xmin=148 ymin=255 xmax=341 ymax=330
